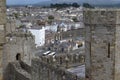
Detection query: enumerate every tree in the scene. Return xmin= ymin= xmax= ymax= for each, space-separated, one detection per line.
xmin=83 ymin=3 xmax=94 ymax=8
xmin=19 ymin=25 xmax=26 ymax=28
xmin=72 ymin=17 xmax=79 ymax=22
xmin=50 ymin=3 xmax=80 ymax=8
xmin=72 ymin=3 xmax=80 ymax=8
xmin=13 ymin=13 xmax=19 ymax=19
xmin=48 ymin=15 xmax=54 ymax=20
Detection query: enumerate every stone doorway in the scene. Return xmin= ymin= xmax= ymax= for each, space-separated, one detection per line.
xmin=16 ymin=53 xmax=21 ymax=61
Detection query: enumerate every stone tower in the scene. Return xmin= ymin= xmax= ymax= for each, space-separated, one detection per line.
xmin=0 ymin=0 xmax=6 ymax=80
xmin=84 ymin=9 xmax=120 ymax=80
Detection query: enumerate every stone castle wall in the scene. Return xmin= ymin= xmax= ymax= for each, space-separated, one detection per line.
xmin=84 ymin=9 xmax=120 ymax=80
xmin=0 ymin=0 xmax=6 ymax=80
xmin=3 ymin=31 xmax=35 ymax=80
xmin=39 ymin=53 xmax=84 ymax=68
xmin=32 ymin=58 xmax=84 ymax=80
xmin=32 ymin=53 xmax=85 ymax=80
xmin=6 ymin=61 xmax=31 ymax=80
xmin=4 ymin=53 xmax=85 ymax=80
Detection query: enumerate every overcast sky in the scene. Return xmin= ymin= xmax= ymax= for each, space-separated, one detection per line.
xmin=7 ymin=0 xmax=50 ymax=5
xmin=6 ymin=0 xmax=120 ymax=5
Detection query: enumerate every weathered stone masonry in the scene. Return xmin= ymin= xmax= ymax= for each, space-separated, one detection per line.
xmin=84 ymin=9 xmax=120 ymax=80
xmin=3 ymin=31 xmax=35 ymax=80
xmin=0 ymin=0 xmax=6 ymax=80
xmin=7 ymin=61 xmax=31 ymax=80
xmin=32 ymin=53 xmax=85 ymax=80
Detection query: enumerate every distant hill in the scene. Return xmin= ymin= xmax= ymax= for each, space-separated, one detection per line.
xmin=93 ymin=3 xmax=120 ymax=8
xmin=33 ymin=0 xmax=82 ymax=6
xmin=7 ymin=0 xmax=120 ymax=8
xmin=33 ymin=0 xmax=120 ymax=8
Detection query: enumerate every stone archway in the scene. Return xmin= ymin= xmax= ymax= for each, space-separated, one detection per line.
xmin=16 ymin=53 xmax=21 ymax=61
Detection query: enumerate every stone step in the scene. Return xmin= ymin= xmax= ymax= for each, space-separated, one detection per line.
xmin=17 ymin=69 xmax=31 ymax=79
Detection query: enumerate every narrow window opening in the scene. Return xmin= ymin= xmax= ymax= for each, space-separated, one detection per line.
xmin=108 ymin=43 xmax=110 ymax=58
